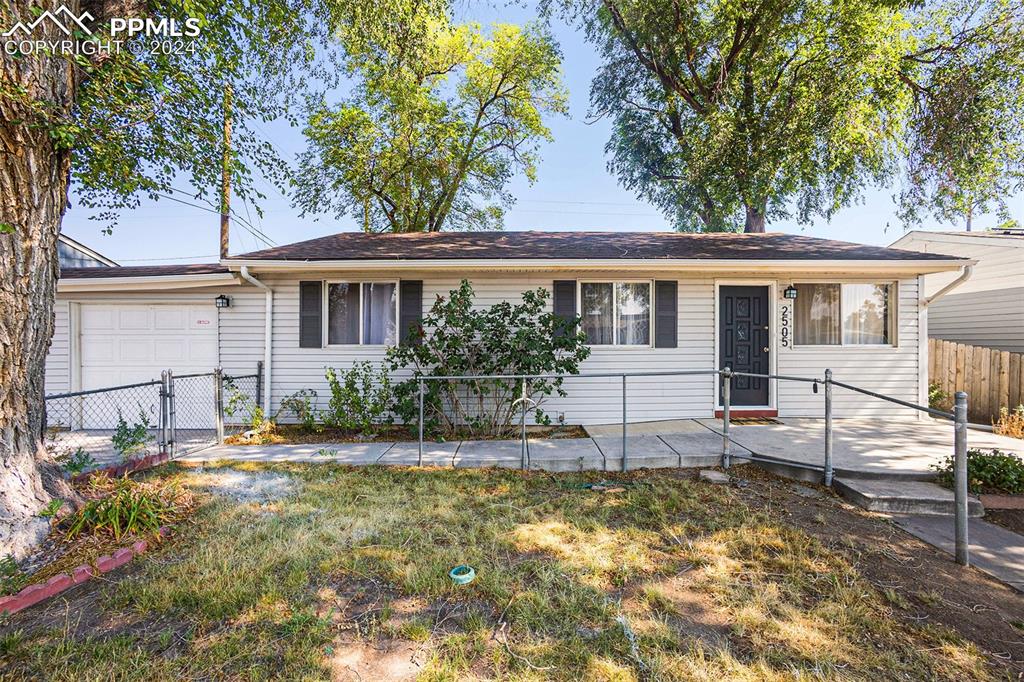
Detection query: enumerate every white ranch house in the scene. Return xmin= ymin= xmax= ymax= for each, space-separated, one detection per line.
xmin=46 ymin=231 xmax=971 ymax=424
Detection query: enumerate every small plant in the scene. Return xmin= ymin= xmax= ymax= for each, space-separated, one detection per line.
xmin=111 ymin=405 xmax=153 ymax=460
xmin=0 ymin=555 xmax=27 ymax=596
xmin=60 ymin=448 xmax=96 ymax=477
xmin=38 ymin=499 xmax=64 ymax=519
xmin=995 ymin=405 xmax=1024 ymax=440
xmin=67 ymin=474 xmax=189 ymax=541
xmin=933 ymin=448 xmax=1024 ymax=494
xmin=928 ymin=382 xmax=952 ymax=412
xmin=223 ymin=379 xmax=264 ymax=430
xmin=280 ymin=389 xmax=319 ymax=432
xmin=322 ymin=362 xmax=393 ymax=433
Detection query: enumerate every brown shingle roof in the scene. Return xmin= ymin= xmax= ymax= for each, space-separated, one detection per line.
xmin=230 ymin=231 xmax=961 ymax=262
xmin=61 ymin=264 xmax=229 ymax=279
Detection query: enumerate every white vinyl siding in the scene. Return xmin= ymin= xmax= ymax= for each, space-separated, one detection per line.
xmin=892 ymin=232 xmax=1024 ymax=353
xmin=44 ymin=300 xmax=71 ymax=395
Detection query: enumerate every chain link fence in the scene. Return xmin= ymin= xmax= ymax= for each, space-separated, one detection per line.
xmin=44 ymin=364 xmax=262 ymax=474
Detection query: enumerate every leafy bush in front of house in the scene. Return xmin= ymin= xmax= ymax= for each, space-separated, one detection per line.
xmin=995 ymin=405 xmax=1024 ymax=440
xmin=223 ymin=378 xmax=264 ymax=430
xmin=279 ymin=389 xmax=320 ymax=432
xmin=933 ymin=448 xmax=1024 ymax=494
xmin=111 ymin=405 xmax=153 ymax=460
xmin=928 ymin=382 xmax=952 ymax=412
xmin=322 ymin=362 xmax=393 ymax=433
xmin=385 ymin=279 xmax=590 ymax=439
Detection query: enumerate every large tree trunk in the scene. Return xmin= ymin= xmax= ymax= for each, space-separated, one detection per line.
xmin=744 ymin=205 xmax=766 ymax=233
xmin=1 ymin=1 xmax=82 ymax=559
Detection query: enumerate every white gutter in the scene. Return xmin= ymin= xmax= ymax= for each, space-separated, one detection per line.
xmin=238 ymin=266 xmax=273 ymax=414
xmin=58 ymin=272 xmax=240 ymax=292
xmin=923 ymin=265 xmax=974 ymax=307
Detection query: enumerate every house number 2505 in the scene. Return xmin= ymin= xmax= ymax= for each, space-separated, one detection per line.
xmin=780 ymin=304 xmax=792 ymax=348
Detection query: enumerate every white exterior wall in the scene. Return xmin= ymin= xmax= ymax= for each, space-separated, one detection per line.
xmin=892 ymin=232 xmax=1024 ymax=352
xmin=44 ymin=286 xmax=266 ymax=395
xmin=264 ymin=270 xmax=922 ymax=423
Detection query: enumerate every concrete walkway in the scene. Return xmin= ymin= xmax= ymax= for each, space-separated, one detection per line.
xmin=893 ymin=515 xmax=1024 ymax=593
xmin=176 ymin=416 xmax=1020 ymax=476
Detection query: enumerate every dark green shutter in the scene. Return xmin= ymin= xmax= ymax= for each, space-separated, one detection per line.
xmin=399 ymin=280 xmax=424 ymax=346
xmin=553 ymin=280 xmax=577 ymax=338
xmin=299 ymin=281 xmax=323 ymax=348
xmin=654 ymin=280 xmax=678 ymax=348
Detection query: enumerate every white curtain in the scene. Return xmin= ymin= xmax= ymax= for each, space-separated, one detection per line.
xmin=842 ymin=283 xmax=890 ymax=344
xmin=794 ymin=284 xmax=840 ymax=345
xmin=616 ymin=283 xmax=650 ymax=345
xmin=328 ymin=283 xmax=359 ymax=344
xmin=362 ymin=283 xmax=397 ymax=345
xmin=581 ymin=283 xmax=614 ymax=344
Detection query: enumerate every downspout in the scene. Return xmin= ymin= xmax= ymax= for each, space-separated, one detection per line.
xmin=922 ymin=265 xmax=974 ymax=307
xmin=238 ymin=266 xmax=273 ymax=415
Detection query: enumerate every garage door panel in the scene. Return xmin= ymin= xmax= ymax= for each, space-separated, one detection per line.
xmin=79 ymin=304 xmax=218 ymax=429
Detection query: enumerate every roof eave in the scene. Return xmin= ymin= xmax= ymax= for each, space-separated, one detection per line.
xmin=222 ymin=257 xmax=972 ymax=275
xmin=57 ymin=272 xmax=241 ymax=292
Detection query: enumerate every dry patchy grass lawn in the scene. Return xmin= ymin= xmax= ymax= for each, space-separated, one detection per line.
xmin=1 ymin=463 xmax=1020 ymax=680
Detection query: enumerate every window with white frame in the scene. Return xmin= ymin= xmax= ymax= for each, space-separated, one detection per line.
xmin=580 ymin=281 xmax=651 ymax=346
xmin=793 ymin=282 xmax=894 ymax=345
xmin=326 ymin=282 xmax=397 ymax=345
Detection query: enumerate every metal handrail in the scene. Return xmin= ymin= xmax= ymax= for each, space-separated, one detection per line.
xmin=830 ymin=378 xmax=954 ymax=420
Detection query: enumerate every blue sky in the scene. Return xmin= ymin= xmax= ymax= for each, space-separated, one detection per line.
xmin=60 ymin=2 xmax=1023 ymax=264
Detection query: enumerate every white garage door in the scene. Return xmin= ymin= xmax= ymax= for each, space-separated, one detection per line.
xmin=79 ymin=304 xmax=218 ymax=428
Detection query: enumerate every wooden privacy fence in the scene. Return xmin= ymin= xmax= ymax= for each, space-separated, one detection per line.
xmin=929 ymin=338 xmax=1024 ymax=424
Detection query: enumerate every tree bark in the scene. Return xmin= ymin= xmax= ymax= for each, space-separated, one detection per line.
xmin=1 ymin=1 xmax=82 ymax=558
xmin=744 ymin=205 xmax=766 ymax=233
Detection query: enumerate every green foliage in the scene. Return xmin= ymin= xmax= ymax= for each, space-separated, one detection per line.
xmin=223 ymin=379 xmax=263 ymax=429
xmin=385 ymin=279 xmax=590 ymax=438
xmin=568 ymin=0 xmax=1024 ymax=232
xmin=279 ymin=389 xmax=320 ymax=432
xmin=37 ymin=499 xmax=64 ymax=519
xmin=933 ymin=448 xmax=1024 ymax=494
xmin=67 ymin=476 xmax=185 ymax=541
xmin=0 ymin=555 xmax=27 ymax=596
xmin=928 ymin=382 xmax=952 ymax=412
xmin=295 ymin=9 xmax=567 ymax=232
xmin=322 ymin=362 xmax=393 ymax=432
xmin=59 ymin=448 xmax=97 ymax=477
xmin=111 ymin=406 xmax=153 ymax=460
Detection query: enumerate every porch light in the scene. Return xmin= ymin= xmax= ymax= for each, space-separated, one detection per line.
xmin=783 ymin=285 xmax=798 ymax=300
xmin=215 ymin=294 xmax=231 ymax=309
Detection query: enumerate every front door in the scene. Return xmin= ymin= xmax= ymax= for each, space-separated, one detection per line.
xmin=719 ymin=286 xmax=770 ymax=406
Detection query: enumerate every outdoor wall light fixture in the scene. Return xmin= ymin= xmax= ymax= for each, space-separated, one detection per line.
xmin=783 ymin=285 xmax=798 ymax=300
xmin=215 ymin=294 xmax=231 ymax=309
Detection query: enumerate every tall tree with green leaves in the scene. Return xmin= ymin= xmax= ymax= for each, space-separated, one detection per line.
xmin=294 ymin=11 xmax=567 ymax=232
xmin=569 ymin=0 xmax=1024 ymax=233
xmin=0 ymin=0 xmax=389 ymax=557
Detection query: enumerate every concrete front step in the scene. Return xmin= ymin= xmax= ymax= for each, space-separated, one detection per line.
xmin=834 ymin=477 xmax=984 ymax=517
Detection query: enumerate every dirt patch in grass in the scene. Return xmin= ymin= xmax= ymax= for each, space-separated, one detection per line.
xmin=185 ymin=468 xmax=295 ymax=503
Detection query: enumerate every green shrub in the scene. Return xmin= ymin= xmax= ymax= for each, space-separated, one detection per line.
xmin=933 ymin=448 xmax=1024 ymax=494
xmin=67 ymin=475 xmax=187 ymax=541
xmin=223 ymin=379 xmax=263 ymax=429
xmin=111 ymin=405 xmax=153 ymax=460
xmin=928 ymin=382 xmax=952 ymax=412
xmin=59 ymin=447 xmax=96 ymax=477
xmin=0 ymin=555 xmax=26 ymax=596
xmin=322 ymin=362 xmax=393 ymax=433
xmin=279 ymin=389 xmax=319 ymax=432
xmin=385 ymin=279 xmax=590 ymax=439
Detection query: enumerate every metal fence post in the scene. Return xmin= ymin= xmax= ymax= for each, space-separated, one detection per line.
xmin=721 ymin=367 xmax=731 ymax=469
xmin=255 ymin=360 xmax=264 ymax=413
xmin=621 ymin=374 xmax=628 ymax=473
xmin=954 ymin=391 xmax=969 ymax=567
xmin=159 ymin=370 xmax=169 ymax=453
xmin=521 ymin=378 xmax=528 ymax=470
xmin=417 ymin=379 xmax=424 ymax=467
xmin=214 ymin=367 xmax=225 ymax=445
xmin=167 ymin=369 xmax=176 ymax=457
xmin=824 ymin=368 xmax=834 ymax=487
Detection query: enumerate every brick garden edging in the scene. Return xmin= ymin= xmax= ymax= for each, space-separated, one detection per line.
xmin=71 ymin=451 xmax=171 ymax=484
xmin=0 ymin=527 xmax=171 ymax=616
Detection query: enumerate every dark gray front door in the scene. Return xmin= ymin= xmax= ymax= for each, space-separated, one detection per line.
xmin=719 ymin=286 xmax=770 ymax=406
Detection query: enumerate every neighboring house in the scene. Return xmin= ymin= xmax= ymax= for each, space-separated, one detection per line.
xmin=48 ymin=231 xmax=969 ymax=424
xmin=891 ymin=230 xmax=1024 ymax=353
xmin=57 ymin=233 xmax=119 ymax=269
